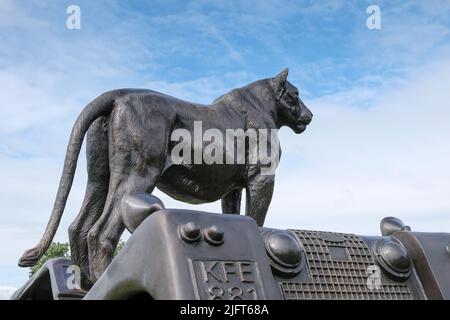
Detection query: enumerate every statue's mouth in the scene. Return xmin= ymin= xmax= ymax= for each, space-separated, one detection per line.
xmin=293 ymin=121 xmax=308 ymax=133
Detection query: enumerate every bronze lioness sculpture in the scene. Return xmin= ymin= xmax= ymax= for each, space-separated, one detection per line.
xmin=18 ymin=69 xmax=312 ymax=282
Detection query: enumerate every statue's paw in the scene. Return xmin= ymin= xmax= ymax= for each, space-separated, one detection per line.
xmin=18 ymin=247 xmax=41 ymax=267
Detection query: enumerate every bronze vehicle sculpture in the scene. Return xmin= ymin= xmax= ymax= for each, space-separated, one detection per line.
xmin=12 ymin=209 xmax=450 ymax=300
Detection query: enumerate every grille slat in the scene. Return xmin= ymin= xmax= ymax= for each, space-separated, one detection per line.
xmin=280 ymin=230 xmax=413 ymax=300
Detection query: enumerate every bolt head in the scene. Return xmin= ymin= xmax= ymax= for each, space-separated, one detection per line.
xmin=204 ymin=225 xmax=224 ymax=246
xmin=179 ymin=222 xmax=201 ymax=243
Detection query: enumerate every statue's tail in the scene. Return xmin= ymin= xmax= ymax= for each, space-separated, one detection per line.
xmin=18 ymin=92 xmax=117 ymax=267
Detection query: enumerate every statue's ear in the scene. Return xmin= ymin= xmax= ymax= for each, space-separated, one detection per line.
xmin=273 ymin=68 xmax=289 ymax=98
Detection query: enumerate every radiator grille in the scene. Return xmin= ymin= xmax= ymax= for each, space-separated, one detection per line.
xmin=280 ymin=230 xmax=413 ymax=300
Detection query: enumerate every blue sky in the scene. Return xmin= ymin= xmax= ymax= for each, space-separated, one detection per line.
xmin=1 ymin=0 xmax=450 ymax=295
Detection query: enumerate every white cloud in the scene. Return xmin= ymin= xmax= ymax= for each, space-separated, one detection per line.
xmin=144 ymin=71 xmax=251 ymax=103
xmin=0 ymin=72 xmax=70 ymax=135
xmin=351 ymin=1 xmax=450 ymax=71
xmin=0 ymin=0 xmax=48 ymax=28
xmin=264 ymin=57 xmax=450 ymax=234
xmin=0 ymin=286 xmax=17 ymax=300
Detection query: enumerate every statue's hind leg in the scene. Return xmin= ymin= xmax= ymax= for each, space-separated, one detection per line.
xmin=87 ymin=106 xmax=170 ymax=282
xmin=87 ymin=172 xmax=160 ymax=281
xmin=68 ymin=117 xmax=109 ymax=286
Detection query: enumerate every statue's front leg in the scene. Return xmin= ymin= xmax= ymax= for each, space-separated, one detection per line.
xmin=221 ymin=189 xmax=242 ymax=214
xmin=245 ymin=175 xmax=274 ymax=226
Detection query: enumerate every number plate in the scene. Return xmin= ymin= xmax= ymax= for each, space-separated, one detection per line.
xmin=189 ymin=259 xmax=266 ymax=300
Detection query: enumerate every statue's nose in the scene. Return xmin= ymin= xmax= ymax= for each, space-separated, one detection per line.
xmin=300 ymin=109 xmax=313 ymax=124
